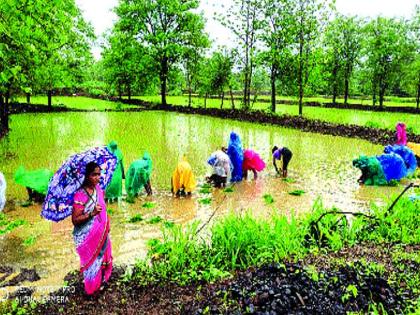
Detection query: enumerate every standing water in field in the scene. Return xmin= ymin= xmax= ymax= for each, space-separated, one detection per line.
xmin=0 ymin=111 xmax=410 ymax=296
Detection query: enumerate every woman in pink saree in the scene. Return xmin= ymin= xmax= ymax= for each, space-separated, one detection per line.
xmin=72 ymin=162 xmax=112 ymax=295
xmin=396 ymin=122 xmax=407 ymax=146
xmin=242 ymin=149 xmax=266 ymax=180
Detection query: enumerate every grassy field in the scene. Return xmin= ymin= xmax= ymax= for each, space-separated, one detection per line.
xmin=136 ymin=95 xmax=420 ymax=134
xmin=16 ymin=96 xmax=136 ymax=111
xmin=255 ymin=95 xmax=418 ymax=108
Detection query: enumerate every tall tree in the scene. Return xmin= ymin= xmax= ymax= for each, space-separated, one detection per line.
xmin=260 ymin=0 xmax=294 ymax=112
xmin=116 ymin=0 xmax=208 ymax=107
xmin=218 ymin=0 xmax=263 ymax=110
xmin=364 ymin=17 xmax=412 ymax=108
xmin=293 ymin=0 xmax=333 ymax=115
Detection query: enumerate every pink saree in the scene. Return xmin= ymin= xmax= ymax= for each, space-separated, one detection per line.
xmin=72 ymin=185 xmax=112 ymax=295
xmin=242 ymin=149 xmax=266 ymax=172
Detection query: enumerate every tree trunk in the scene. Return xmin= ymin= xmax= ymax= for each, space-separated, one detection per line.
xmin=48 ymin=90 xmax=52 ymax=109
xmin=270 ymin=65 xmax=276 ymax=113
xmin=127 ymin=83 xmax=131 ymax=101
xmin=379 ymin=78 xmax=385 ymax=108
xmin=230 ymin=87 xmax=235 ymax=109
xmin=1 ymin=93 xmax=9 ymax=131
xmin=160 ymin=57 xmax=168 ymax=107
xmin=204 ymin=93 xmax=208 ymax=109
xmin=26 ymin=93 xmax=31 ymax=104
xmin=220 ymin=91 xmax=224 ymax=109
xmin=344 ymin=65 xmax=350 ymax=105
xmin=188 ymin=79 xmax=192 ymax=107
xmin=332 ymin=64 xmax=338 ymax=106
xmin=118 ymin=84 xmax=122 ymax=101
xmin=298 ymin=24 xmax=304 ymax=116
xmin=416 ymin=78 xmax=419 ymax=111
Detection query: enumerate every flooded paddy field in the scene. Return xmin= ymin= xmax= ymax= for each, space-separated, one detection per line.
xmin=0 ymin=111 xmax=406 ymax=295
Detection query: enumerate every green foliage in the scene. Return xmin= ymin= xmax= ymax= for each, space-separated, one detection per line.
xmin=0 ymin=213 xmax=27 ymax=235
xmin=128 ymin=214 xmax=143 ymax=223
xmin=23 ymin=235 xmax=37 ymax=247
xmin=199 ymin=187 xmax=212 ymax=194
xmin=199 ymin=198 xmax=212 ymax=205
xmin=142 ymin=202 xmax=156 ymax=209
xmin=289 ymin=189 xmax=305 ymax=196
xmin=115 ymin=0 xmax=209 ymax=105
xmin=263 ymin=194 xmax=275 ymax=204
xmin=282 ymin=177 xmax=296 ymax=183
xmin=130 ymin=196 xmax=419 ymax=287
xmin=223 ymin=187 xmax=234 ymax=193
xmin=148 ymin=216 xmax=163 ymax=224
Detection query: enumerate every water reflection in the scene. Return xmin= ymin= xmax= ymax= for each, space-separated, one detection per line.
xmin=0 ymin=111 xmax=406 ymax=294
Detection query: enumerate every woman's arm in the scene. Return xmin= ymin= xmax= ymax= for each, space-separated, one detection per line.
xmin=72 ymin=201 xmax=101 ymax=226
xmin=273 ymin=157 xmax=279 ymax=174
xmin=72 ymin=203 xmax=91 ymax=226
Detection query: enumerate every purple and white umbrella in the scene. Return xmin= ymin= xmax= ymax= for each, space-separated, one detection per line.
xmin=42 ymin=146 xmax=117 ymax=222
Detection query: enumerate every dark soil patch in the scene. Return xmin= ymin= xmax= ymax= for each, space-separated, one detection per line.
xmin=30 ymin=256 xmax=415 ymax=315
xmin=186 ymin=263 xmax=405 ymax=314
xmin=0 ymin=266 xmax=40 ymax=288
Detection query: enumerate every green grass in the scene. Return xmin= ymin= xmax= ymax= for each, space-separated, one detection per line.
xmin=23 ymin=235 xmax=37 ymax=247
xmin=136 ymin=95 xmax=420 ymax=134
xmin=0 ymin=213 xmax=27 ymax=235
xmin=130 ymin=195 xmax=419 ymax=287
xmin=16 ymin=96 xmax=136 ymax=111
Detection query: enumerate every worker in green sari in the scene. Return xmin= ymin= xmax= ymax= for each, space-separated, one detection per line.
xmin=105 ymin=141 xmax=125 ymax=202
xmin=14 ymin=166 xmax=53 ymax=203
xmin=126 ymin=152 xmax=153 ymax=199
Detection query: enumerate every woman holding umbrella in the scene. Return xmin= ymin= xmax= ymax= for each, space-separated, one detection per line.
xmin=72 ymin=162 xmax=113 ymax=295
xmin=42 ymin=146 xmax=117 ymax=296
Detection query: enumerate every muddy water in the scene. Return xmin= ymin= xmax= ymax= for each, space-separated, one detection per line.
xmin=0 ymin=111 xmax=406 ymax=297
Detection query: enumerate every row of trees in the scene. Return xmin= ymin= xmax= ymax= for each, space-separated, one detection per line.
xmin=1 ymin=0 xmax=419 ymax=134
xmin=101 ymin=0 xmax=419 ymax=112
xmin=0 ymin=0 xmax=94 ymax=130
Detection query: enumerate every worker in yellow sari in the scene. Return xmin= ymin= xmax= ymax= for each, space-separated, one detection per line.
xmin=171 ymin=157 xmax=196 ymax=196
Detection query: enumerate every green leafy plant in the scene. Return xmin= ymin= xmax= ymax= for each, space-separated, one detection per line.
xmin=148 ymin=216 xmax=163 ymax=224
xmin=289 ymin=190 xmax=305 ymax=196
xmin=128 ymin=214 xmax=143 ymax=223
xmin=23 ymin=235 xmax=37 ymax=247
xmin=263 ymin=194 xmax=274 ymax=205
xmin=142 ymin=201 xmax=156 ymax=209
xmin=282 ymin=177 xmax=296 ymax=183
xmin=223 ymin=187 xmax=234 ymax=193
xmin=199 ymin=198 xmax=212 ymax=205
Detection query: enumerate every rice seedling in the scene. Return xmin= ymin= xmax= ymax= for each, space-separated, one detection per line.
xmin=23 ymin=235 xmax=37 ymax=247
xmin=263 ymin=194 xmax=274 ymax=204
xmin=142 ymin=201 xmax=156 ymax=208
xmin=289 ymin=190 xmax=305 ymax=196
xmin=282 ymin=177 xmax=296 ymax=183
xmin=163 ymin=221 xmax=175 ymax=228
xmin=128 ymin=214 xmax=143 ymax=223
xmin=199 ymin=187 xmax=212 ymax=194
xmin=148 ymin=216 xmax=163 ymax=224
xmin=0 ymin=214 xmax=27 ymax=235
xmin=199 ymin=197 xmax=212 ymax=205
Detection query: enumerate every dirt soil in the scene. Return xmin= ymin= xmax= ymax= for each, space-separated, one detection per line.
xmin=25 ymin=243 xmax=418 ymax=315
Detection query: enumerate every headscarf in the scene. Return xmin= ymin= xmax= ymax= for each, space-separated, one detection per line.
xmin=172 ymin=157 xmax=196 ymax=194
